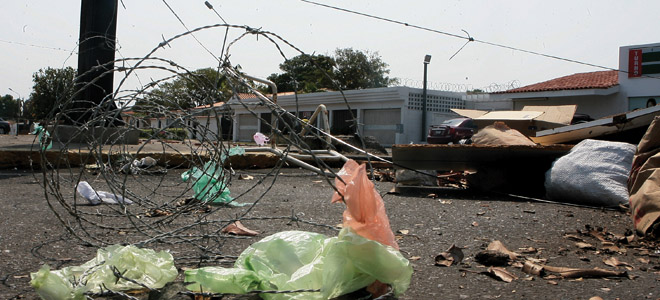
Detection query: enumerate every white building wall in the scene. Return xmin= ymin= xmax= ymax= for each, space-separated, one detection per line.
xmin=229 ymin=87 xmax=467 ymax=145
xmin=619 ymin=43 xmax=660 ymax=110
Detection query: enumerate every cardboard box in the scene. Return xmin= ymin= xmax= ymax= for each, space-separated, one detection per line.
xmin=452 ymin=105 xmax=576 ymax=136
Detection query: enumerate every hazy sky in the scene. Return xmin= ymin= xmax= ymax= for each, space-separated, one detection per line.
xmin=2 ymin=0 xmax=659 ymax=99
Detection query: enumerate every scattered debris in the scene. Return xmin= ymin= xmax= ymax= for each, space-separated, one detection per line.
xmin=76 ymin=181 xmax=133 ymax=205
xmin=470 ymin=122 xmax=536 ymax=146
xmin=575 ymin=242 xmax=596 ymax=250
xmin=181 ymin=146 xmax=245 ymax=205
xmin=145 ymin=209 xmax=172 ymax=217
xmin=629 ymin=116 xmax=660 ymax=237
xmin=30 ymin=245 xmax=177 ymax=299
xmin=185 ymin=160 xmax=413 ymax=299
xmin=545 ymin=139 xmax=636 ymax=207
xmin=331 ymin=160 xmax=398 ymax=248
xmin=221 ymin=221 xmax=259 ymax=236
xmin=602 ymin=257 xmax=632 ymax=269
xmin=434 ymin=245 xmax=464 ymax=267
xmin=253 ymin=132 xmax=269 ymax=146
xmin=522 ymin=261 xmax=544 ymax=276
xmin=485 ymin=266 xmax=518 ymax=283
xmin=395 ymin=169 xmax=437 ymax=187
xmin=475 ymin=250 xmax=510 ymax=266
xmin=372 ymin=169 xmax=395 ymax=182
xmin=238 ymin=174 xmax=254 ymax=180
xmin=486 ymin=241 xmax=518 ymax=260
xmin=542 ymin=265 xmax=628 ymax=279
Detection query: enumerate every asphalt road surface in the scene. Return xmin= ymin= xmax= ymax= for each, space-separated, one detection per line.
xmin=0 ymin=167 xmax=658 ymax=299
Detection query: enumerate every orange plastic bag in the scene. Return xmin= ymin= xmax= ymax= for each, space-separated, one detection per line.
xmin=331 ymin=160 xmax=398 ymax=249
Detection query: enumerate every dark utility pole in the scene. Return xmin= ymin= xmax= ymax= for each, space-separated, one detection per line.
xmin=71 ymin=0 xmax=119 ymax=125
xmin=421 ymin=54 xmax=432 ymax=142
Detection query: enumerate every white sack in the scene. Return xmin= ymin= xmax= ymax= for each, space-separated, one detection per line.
xmin=76 ymin=181 xmax=133 ymax=205
xmin=545 ymin=139 xmax=636 ymax=207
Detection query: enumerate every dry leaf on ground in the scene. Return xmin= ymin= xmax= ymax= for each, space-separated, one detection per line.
xmin=238 ymin=174 xmax=254 ymax=180
xmin=485 ymin=267 xmax=518 ymax=283
xmin=487 ymin=240 xmax=519 ymax=260
xmin=221 ymin=221 xmax=259 ymax=236
xmin=434 ymin=244 xmax=464 ymax=267
xmin=542 ymin=265 xmax=628 ymax=279
xmin=522 ymin=261 xmax=544 ymax=276
xmin=603 ymin=257 xmax=632 ymax=268
xmin=575 ymin=242 xmax=596 ymax=250
xmin=475 ymin=250 xmax=511 ymax=266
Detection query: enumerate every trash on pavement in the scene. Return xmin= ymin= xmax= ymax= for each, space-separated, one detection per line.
xmin=485 ymin=266 xmax=517 ymax=283
xmin=452 ymin=105 xmax=576 ymax=137
xmin=628 ymin=116 xmax=660 ymax=236
xmin=331 ymin=159 xmax=398 ymax=249
xmin=221 ymin=221 xmax=259 ymax=236
xmin=253 ymin=132 xmax=270 ymax=146
xmin=545 ymin=139 xmax=636 ymax=207
xmin=434 ymin=244 xmax=464 ymax=267
xmin=121 ymin=156 xmax=162 ymax=175
xmin=181 ymin=146 xmax=245 ymax=205
xmin=470 ymin=122 xmax=536 ymax=146
xmin=185 ymin=159 xmax=412 ymax=299
xmin=30 ymin=245 xmax=177 ymax=300
xmin=520 ymin=261 xmax=628 ymax=279
xmin=395 ymin=169 xmax=437 ymax=186
xmin=32 ymin=123 xmax=52 ymax=150
xmin=76 ymin=181 xmax=133 ymax=205
xmin=185 ymin=228 xmax=412 ymax=299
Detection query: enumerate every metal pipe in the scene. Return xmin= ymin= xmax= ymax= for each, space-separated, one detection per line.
xmin=242 ymin=74 xmax=277 ymax=103
xmin=242 ymin=147 xmax=338 ymax=177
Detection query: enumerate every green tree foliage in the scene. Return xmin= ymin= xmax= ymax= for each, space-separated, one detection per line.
xmin=0 ymin=95 xmax=21 ymax=119
xmin=134 ymin=68 xmax=239 ymax=114
xmin=267 ymin=54 xmax=336 ymax=93
xmin=28 ymin=67 xmax=76 ymax=120
xmin=266 ymin=48 xmax=396 ymax=93
xmin=333 ymin=48 xmax=396 ymax=90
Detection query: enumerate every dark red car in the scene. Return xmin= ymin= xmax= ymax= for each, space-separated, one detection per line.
xmin=427 ymin=117 xmax=477 ymax=144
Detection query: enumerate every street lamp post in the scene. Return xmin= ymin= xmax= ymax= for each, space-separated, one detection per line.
xmin=8 ymin=88 xmax=22 ymax=119
xmin=421 ymin=54 xmax=432 ymax=142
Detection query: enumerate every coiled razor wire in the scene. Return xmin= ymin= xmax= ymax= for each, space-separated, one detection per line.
xmin=33 ymin=23 xmax=390 ymax=269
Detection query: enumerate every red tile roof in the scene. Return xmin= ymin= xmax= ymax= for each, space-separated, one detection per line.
xmin=497 ymin=70 xmax=618 ymax=94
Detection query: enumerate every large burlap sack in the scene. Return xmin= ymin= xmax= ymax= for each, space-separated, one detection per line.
xmin=545 ymin=139 xmax=636 ymax=207
xmin=471 ymin=122 xmax=536 ymax=145
xmin=629 ymin=116 xmax=660 ymax=236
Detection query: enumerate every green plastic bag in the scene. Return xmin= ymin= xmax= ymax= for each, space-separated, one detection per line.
xmin=30 ymin=245 xmax=177 ymax=300
xmin=182 ymin=146 xmax=245 ymax=205
xmin=185 ymin=227 xmax=412 ymax=299
xmin=32 ymin=123 xmax=52 ymax=151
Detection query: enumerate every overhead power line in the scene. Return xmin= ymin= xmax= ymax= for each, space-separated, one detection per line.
xmin=299 ymin=0 xmax=628 ymax=74
xmin=0 ymin=39 xmax=76 ymax=54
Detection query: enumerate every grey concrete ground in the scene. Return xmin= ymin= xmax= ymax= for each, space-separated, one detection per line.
xmin=1 ymin=134 xmax=659 ymax=299
xmin=0 ymin=163 xmax=658 ymax=299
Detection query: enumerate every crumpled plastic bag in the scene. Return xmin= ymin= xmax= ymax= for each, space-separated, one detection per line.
xmin=30 ymin=245 xmax=177 ymax=300
xmin=331 ymin=159 xmax=398 ymax=249
xmin=182 ymin=146 xmax=245 ymax=205
xmin=76 ymin=181 xmax=133 ymax=205
xmin=185 ymin=227 xmax=412 ymax=299
xmin=253 ymin=132 xmax=270 ymax=146
xmin=32 ymin=123 xmax=53 ymax=150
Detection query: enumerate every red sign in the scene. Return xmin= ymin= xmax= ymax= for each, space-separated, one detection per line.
xmin=629 ymin=49 xmax=642 ymax=78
